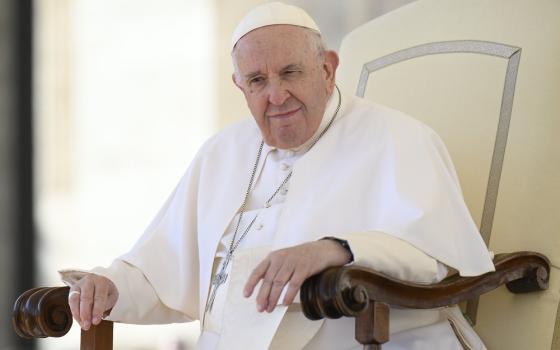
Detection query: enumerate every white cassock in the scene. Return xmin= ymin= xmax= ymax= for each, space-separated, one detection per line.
xmin=61 ymin=88 xmax=494 ymax=349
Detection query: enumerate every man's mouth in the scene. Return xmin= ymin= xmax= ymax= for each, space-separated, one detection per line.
xmin=268 ymin=107 xmax=301 ymax=119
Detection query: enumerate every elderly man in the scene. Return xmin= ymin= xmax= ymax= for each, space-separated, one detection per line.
xmin=61 ymin=2 xmax=494 ymax=349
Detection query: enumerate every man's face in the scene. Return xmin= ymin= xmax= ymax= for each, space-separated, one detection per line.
xmin=232 ymin=25 xmax=339 ymax=149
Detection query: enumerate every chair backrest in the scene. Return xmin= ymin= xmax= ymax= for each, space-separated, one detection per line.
xmin=336 ymin=0 xmax=560 ymax=349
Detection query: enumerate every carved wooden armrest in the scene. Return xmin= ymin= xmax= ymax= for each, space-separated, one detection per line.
xmin=12 ymin=252 xmax=549 ymax=350
xmin=300 ymin=251 xmax=550 ymax=349
xmin=12 ymin=286 xmax=113 ymax=350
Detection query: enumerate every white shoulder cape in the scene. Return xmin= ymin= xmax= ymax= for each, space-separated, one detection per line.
xmin=119 ymin=95 xmax=495 ymax=320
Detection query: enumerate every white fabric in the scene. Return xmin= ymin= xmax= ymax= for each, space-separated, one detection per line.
xmin=203 ymin=87 xmax=338 ymax=334
xmin=443 ymin=305 xmax=486 ymax=349
xmin=231 ymin=2 xmax=320 ymax=51
xmin=203 ymin=90 xmax=339 ymax=334
xmin=217 ymin=248 xmax=288 ymax=350
xmin=301 ymin=307 xmax=465 ymax=350
xmin=343 ymin=232 xmax=449 ymax=284
xmin=60 ymin=90 xmax=493 ymax=348
xmin=385 ymin=319 xmax=465 ymax=350
xmin=197 ymin=91 xmax=454 ymax=347
xmin=203 ymin=208 xmax=283 ymax=333
xmin=116 ymin=90 xmax=494 ymax=322
xmin=59 ymin=262 xmax=189 ymax=324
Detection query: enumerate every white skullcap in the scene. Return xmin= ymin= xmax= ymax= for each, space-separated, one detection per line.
xmin=231 ymin=2 xmax=320 ymax=51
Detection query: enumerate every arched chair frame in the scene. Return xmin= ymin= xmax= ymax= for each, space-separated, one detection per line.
xmin=355 ymin=40 xmax=521 ymax=323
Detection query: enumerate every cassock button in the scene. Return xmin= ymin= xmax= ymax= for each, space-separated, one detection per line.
xmin=281 ymin=188 xmax=288 ymax=195
xmin=264 ymin=202 xmax=271 ymax=208
xmin=256 ymin=223 xmax=264 ymax=231
xmin=281 ymin=163 xmax=290 ymax=171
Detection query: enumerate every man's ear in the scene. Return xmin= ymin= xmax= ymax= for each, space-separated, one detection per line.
xmin=323 ymin=50 xmax=339 ymax=89
xmin=232 ymin=73 xmax=243 ymax=91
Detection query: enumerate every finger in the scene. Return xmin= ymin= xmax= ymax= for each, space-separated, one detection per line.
xmin=266 ymin=265 xmax=294 ymax=312
xmin=68 ymin=287 xmax=82 ymax=327
xmin=105 ymin=281 xmax=119 ymax=316
xmin=91 ymin=281 xmax=109 ymax=325
xmin=256 ymin=278 xmax=273 ymax=312
xmin=244 ymin=258 xmax=270 ymax=297
xmin=256 ymin=262 xmax=280 ymax=312
xmin=79 ymin=278 xmax=95 ymax=330
xmin=282 ymin=271 xmax=306 ymax=306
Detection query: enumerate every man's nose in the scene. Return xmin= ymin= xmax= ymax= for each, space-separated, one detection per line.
xmin=267 ymin=80 xmax=290 ymax=106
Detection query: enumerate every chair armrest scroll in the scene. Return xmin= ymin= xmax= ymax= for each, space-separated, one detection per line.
xmin=12 ymin=286 xmax=73 ymax=339
xmin=301 ymin=251 xmax=550 ymax=321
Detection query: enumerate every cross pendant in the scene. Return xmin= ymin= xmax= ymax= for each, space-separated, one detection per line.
xmin=205 ymin=253 xmax=233 ymax=313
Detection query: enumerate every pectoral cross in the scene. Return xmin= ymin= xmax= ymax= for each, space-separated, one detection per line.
xmin=205 ymin=252 xmax=233 ymax=313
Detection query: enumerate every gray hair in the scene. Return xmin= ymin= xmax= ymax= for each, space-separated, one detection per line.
xmin=307 ymin=29 xmax=328 ymax=59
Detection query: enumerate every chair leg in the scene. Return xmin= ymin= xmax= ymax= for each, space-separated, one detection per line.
xmin=81 ymin=320 xmax=113 ymax=350
xmin=355 ymin=301 xmax=390 ymax=350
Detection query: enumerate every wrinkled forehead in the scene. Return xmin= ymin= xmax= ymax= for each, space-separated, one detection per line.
xmin=232 ymin=25 xmax=318 ymax=71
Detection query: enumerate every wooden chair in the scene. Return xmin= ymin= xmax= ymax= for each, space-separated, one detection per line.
xmin=10 ymin=253 xmax=552 ymax=349
xmin=13 ymin=0 xmax=559 ymax=349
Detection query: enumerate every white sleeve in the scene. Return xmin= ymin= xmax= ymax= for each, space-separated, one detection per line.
xmin=59 ymin=259 xmax=191 ymax=324
xmin=340 ymin=232 xmax=449 ymax=284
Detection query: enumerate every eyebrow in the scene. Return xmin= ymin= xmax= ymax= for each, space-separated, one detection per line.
xmin=281 ymin=63 xmax=303 ymax=72
xmin=244 ymin=71 xmax=262 ymax=81
xmin=244 ymin=63 xmax=304 ymax=81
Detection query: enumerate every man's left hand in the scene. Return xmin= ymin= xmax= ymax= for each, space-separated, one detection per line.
xmin=243 ymin=240 xmax=351 ymax=313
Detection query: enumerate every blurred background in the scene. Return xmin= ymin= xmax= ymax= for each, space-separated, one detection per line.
xmin=0 ymin=0 xmax=414 ymax=349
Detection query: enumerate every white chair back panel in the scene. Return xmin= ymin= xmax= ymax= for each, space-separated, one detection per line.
xmin=361 ymin=53 xmax=507 ymax=228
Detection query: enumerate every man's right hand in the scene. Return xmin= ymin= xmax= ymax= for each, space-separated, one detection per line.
xmin=68 ymin=274 xmax=119 ymax=330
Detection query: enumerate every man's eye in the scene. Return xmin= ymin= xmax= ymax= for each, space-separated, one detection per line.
xmin=284 ymin=70 xmax=300 ymax=75
xmin=249 ymin=77 xmax=265 ymax=85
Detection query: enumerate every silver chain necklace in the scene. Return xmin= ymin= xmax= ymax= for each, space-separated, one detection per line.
xmin=205 ymin=85 xmax=342 ymax=313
